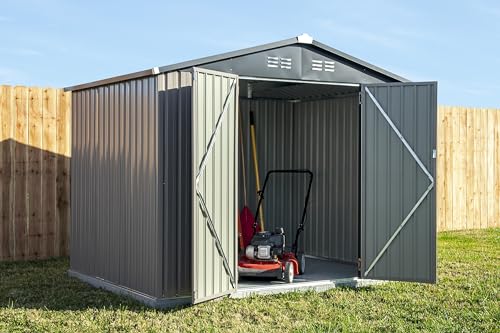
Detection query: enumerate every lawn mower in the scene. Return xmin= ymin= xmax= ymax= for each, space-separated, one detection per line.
xmin=238 ymin=169 xmax=313 ymax=283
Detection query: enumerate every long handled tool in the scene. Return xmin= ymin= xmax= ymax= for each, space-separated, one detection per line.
xmin=237 ymin=112 xmax=247 ymax=251
xmin=238 ymin=108 xmax=257 ymax=248
xmin=249 ymin=111 xmax=265 ymax=231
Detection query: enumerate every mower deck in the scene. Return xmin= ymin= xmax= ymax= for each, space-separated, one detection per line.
xmin=232 ymin=257 xmax=382 ymax=298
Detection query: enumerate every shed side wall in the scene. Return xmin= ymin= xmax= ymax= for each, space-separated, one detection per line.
xmin=158 ymin=71 xmax=193 ymax=298
xmin=71 ymin=76 xmax=162 ymax=297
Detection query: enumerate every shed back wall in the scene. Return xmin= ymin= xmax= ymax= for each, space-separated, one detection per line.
xmin=239 ymin=95 xmax=359 ymax=263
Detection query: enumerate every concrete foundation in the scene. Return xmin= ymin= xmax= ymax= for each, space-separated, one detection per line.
xmin=233 ymin=257 xmax=382 ymax=298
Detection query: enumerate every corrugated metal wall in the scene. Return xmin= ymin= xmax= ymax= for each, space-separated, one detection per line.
xmin=71 ymin=76 xmax=163 ymax=297
xmin=361 ymin=83 xmax=436 ymax=282
xmin=158 ymin=71 xmax=193 ymax=298
xmin=295 ymin=97 xmax=359 ymax=262
xmin=239 ymin=95 xmax=359 ymax=263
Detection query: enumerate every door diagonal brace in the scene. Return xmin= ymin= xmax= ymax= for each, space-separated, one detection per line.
xmin=195 ymin=78 xmax=236 ymax=288
xmin=363 ymin=87 xmax=434 ymax=277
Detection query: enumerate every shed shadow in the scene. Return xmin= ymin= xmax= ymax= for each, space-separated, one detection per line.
xmin=0 ymin=257 xmax=188 ymax=312
xmin=0 ymin=139 xmax=70 ymax=262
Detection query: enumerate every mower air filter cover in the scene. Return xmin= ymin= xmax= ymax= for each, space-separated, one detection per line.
xmin=257 ymin=245 xmax=271 ymax=259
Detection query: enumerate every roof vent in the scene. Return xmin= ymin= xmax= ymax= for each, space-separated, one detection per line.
xmin=267 ymin=56 xmax=292 ymax=70
xmin=297 ymin=33 xmax=313 ymax=44
xmin=311 ymin=59 xmax=335 ymax=72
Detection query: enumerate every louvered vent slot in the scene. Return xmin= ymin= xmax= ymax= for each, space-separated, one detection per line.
xmin=324 ymin=60 xmax=335 ymax=72
xmin=311 ymin=59 xmax=336 ymax=72
xmin=280 ymin=57 xmax=292 ymax=69
xmin=312 ymin=59 xmax=323 ymax=71
xmin=267 ymin=56 xmax=279 ymax=68
xmin=267 ymin=56 xmax=292 ymax=70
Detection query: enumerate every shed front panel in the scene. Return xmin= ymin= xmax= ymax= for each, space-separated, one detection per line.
xmin=71 ymin=77 xmax=163 ymax=296
xmin=192 ymin=68 xmax=238 ymax=303
xmin=361 ymin=82 xmax=437 ymax=282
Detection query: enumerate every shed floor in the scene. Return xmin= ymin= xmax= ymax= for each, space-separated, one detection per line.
xmin=233 ymin=257 xmax=378 ymax=298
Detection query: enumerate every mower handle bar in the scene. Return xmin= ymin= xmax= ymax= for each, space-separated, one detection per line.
xmin=252 ymin=169 xmax=314 ymax=256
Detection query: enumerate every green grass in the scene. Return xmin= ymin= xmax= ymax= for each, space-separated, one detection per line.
xmin=1 ymin=228 xmax=499 ymax=332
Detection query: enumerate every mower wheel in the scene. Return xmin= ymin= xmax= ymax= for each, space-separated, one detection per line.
xmin=297 ymin=253 xmax=306 ymax=274
xmin=284 ymin=261 xmax=294 ymax=283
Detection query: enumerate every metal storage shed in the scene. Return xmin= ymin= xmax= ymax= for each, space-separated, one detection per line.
xmin=66 ymin=34 xmax=437 ymax=307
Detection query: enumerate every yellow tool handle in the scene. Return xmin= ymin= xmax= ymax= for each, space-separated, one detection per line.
xmin=250 ymin=111 xmax=265 ymax=231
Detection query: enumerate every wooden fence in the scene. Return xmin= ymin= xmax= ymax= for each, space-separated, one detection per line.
xmin=0 ymin=86 xmax=71 ymax=261
xmin=0 ymin=84 xmax=498 ymax=261
xmin=437 ymin=106 xmax=500 ymax=231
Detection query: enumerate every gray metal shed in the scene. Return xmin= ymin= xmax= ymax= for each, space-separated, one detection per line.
xmin=66 ymin=34 xmax=437 ymax=307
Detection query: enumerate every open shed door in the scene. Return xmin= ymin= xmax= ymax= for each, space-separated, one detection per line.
xmin=360 ymin=82 xmax=437 ymax=283
xmin=191 ymin=68 xmax=239 ymax=303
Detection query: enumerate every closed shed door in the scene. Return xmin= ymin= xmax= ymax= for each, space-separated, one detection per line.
xmin=191 ymin=68 xmax=239 ymax=303
xmin=361 ymin=82 xmax=437 ymax=283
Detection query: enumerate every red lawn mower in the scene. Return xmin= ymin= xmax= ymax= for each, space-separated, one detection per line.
xmin=238 ymin=169 xmax=313 ymax=283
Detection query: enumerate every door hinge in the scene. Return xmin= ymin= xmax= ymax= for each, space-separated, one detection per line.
xmin=359 ymin=93 xmax=362 ymax=105
xmin=357 ymin=258 xmax=362 ymax=271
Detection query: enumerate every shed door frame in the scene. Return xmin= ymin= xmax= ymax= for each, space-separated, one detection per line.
xmin=360 ymin=81 xmax=437 ymax=283
xmin=191 ymin=67 xmax=239 ymax=304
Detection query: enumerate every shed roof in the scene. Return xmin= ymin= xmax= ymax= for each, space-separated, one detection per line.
xmin=65 ymin=34 xmax=408 ymax=91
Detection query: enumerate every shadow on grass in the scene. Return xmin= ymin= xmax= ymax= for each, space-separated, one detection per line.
xmin=0 ymin=258 xmax=188 ymax=312
xmin=0 ymin=257 xmax=384 ymax=312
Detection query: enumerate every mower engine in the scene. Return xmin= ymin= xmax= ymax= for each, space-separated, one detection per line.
xmin=245 ymin=228 xmax=285 ymax=261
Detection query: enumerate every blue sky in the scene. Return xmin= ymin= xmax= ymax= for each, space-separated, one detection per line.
xmin=1 ymin=0 xmax=499 ymax=107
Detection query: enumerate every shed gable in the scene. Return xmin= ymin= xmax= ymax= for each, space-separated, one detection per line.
xmin=199 ymin=44 xmax=397 ymax=84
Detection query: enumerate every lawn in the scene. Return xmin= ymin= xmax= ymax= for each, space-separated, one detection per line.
xmin=0 ymin=228 xmax=498 ymax=332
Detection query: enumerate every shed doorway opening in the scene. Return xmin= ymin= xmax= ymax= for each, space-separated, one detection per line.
xmin=236 ymin=79 xmax=361 ymax=295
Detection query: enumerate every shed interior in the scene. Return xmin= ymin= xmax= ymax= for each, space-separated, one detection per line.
xmin=237 ymin=79 xmax=361 ymax=290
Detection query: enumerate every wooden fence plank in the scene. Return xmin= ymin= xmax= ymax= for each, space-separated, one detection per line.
xmin=42 ymin=88 xmax=58 ymax=258
xmin=477 ymin=109 xmax=487 ymax=229
xmin=451 ymin=107 xmax=466 ymax=230
xmin=436 ymin=108 xmax=450 ymax=230
xmin=27 ymin=87 xmax=43 ymax=259
xmin=13 ymin=87 xmax=29 ymax=260
xmin=486 ymin=109 xmax=496 ymax=228
xmin=447 ymin=105 xmax=457 ymax=231
xmin=494 ymin=109 xmax=500 ymax=228
xmin=465 ymin=108 xmax=476 ymax=230
xmin=56 ymin=90 xmax=71 ymax=256
xmin=446 ymin=106 xmax=457 ymax=231
xmin=0 ymin=86 xmax=13 ymax=260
